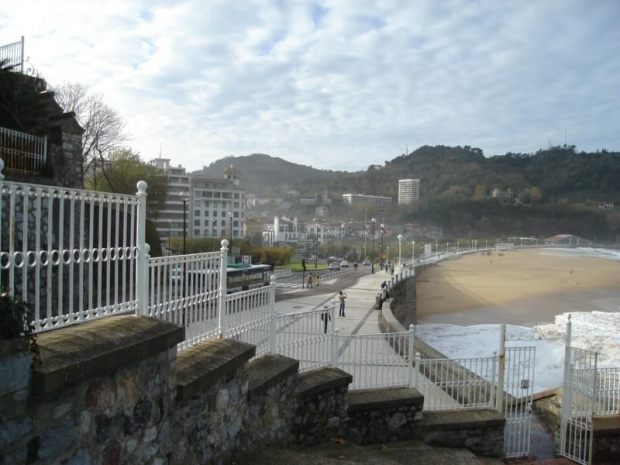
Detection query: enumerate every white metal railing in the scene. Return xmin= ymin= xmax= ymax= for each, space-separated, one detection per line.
xmin=0 ymin=165 xmax=144 ymax=332
xmin=317 ymin=266 xmax=357 ymax=281
xmin=0 ymin=127 xmax=47 ymax=174
xmin=336 ymin=329 xmax=414 ymax=390
xmin=415 ymin=355 xmax=498 ymax=410
xmin=0 ymin=37 xmax=24 ymax=73
xmin=594 ymin=368 xmax=620 ymax=415
xmin=147 ymin=250 xmax=223 ymax=349
xmin=276 ymin=303 xmax=336 ymax=371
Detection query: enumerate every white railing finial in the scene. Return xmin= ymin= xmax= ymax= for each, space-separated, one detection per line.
xmin=136 ymin=180 xmax=148 ymax=195
xmin=221 ymin=239 xmax=229 ymax=250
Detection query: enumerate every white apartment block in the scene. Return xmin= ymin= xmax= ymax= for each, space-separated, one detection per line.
xmin=342 ymin=193 xmax=392 ymax=207
xmin=151 ymin=158 xmax=245 ymax=241
xmin=398 ymin=179 xmax=420 ymax=205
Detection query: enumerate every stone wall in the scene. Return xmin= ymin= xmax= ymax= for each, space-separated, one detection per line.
xmin=344 ymin=387 xmax=424 ymax=445
xmin=0 ymin=316 xmax=183 ymax=465
xmin=2 ymin=314 xmax=514 ymax=464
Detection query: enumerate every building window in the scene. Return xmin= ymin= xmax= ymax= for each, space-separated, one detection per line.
xmin=233 ymin=212 xmax=239 ymax=217
xmin=194 ymin=219 xmax=200 ymax=226
xmin=194 ymin=229 xmax=200 ymax=236
xmin=234 ymin=193 xmax=239 ymax=199
xmin=233 ymin=220 xmax=239 ymax=227
xmin=194 ymin=200 xmax=201 ymax=207
xmin=204 ymin=210 xmax=209 ymax=217
xmin=194 ymin=210 xmax=201 ymax=217
xmin=214 ymin=192 xmax=221 ymax=198
xmin=221 ymin=220 xmax=226 ymax=227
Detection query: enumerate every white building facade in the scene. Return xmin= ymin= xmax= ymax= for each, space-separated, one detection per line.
xmin=398 ymin=179 xmax=420 ymax=205
xmin=151 ymin=158 xmax=245 ymax=242
xmin=342 ymin=193 xmax=392 ymax=207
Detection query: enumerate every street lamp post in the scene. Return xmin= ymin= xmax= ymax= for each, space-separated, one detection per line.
xmin=168 ymin=219 xmax=172 ymax=255
xmin=211 ymin=218 xmax=216 ymax=251
xmin=398 ymin=234 xmax=403 ymax=267
xmin=371 ymin=218 xmax=376 ymax=274
xmin=180 ymin=191 xmax=189 ymax=255
xmin=411 ymin=240 xmax=415 ymax=266
xmin=380 ymin=223 xmax=385 ymax=268
xmin=228 ymin=212 xmax=233 ymax=247
xmin=313 ymin=218 xmax=318 ymax=268
xmin=387 ymin=245 xmax=390 ymax=266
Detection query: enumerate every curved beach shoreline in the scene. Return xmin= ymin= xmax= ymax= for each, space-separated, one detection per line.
xmin=416 ymin=248 xmax=620 ymax=326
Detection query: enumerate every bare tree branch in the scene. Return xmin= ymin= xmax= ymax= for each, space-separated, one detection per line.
xmin=53 ymin=82 xmax=126 ymax=181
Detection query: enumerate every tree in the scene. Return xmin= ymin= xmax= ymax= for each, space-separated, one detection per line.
xmin=89 ymin=149 xmax=169 ymax=219
xmin=53 ymin=82 xmax=125 ymax=180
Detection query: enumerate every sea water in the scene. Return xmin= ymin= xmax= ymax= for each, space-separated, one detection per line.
xmin=416 ymin=247 xmax=620 ymax=393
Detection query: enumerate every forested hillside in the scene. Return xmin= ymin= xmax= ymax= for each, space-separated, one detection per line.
xmin=199 ymin=145 xmax=620 ymax=206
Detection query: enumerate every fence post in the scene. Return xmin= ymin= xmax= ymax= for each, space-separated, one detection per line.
xmin=330 ymin=298 xmax=337 ymax=366
xmin=269 ymin=274 xmax=277 ymax=354
xmin=217 ymin=239 xmax=229 ymax=338
xmin=490 ymin=351 xmax=497 ymax=408
xmin=496 ymin=323 xmax=506 ymax=412
xmin=407 ymin=324 xmax=415 ymax=388
xmin=414 ymin=353 xmax=421 ymax=390
xmin=135 ymin=181 xmax=149 ymax=316
xmin=561 ymin=315 xmax=573 ymax=434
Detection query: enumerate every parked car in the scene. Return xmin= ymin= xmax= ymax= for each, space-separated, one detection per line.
xmin=362 ymin=259 xmax=371 ymax=266
xmin=340 ymin=259 xmax=349 ymax=268
xmin=328 ymin=261 xmax=340 ymax=271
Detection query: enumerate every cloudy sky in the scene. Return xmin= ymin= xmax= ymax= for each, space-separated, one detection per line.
xmin=1 ymin=1 xmax=619 ymax=172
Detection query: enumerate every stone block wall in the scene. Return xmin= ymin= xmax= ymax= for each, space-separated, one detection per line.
xmin=344 ymin=387 xmax=424 ymax=445
xmin=291 ymin=368 xmax=352 ymax=448
xmin=0 ymin=316 xmax=183 ymax=465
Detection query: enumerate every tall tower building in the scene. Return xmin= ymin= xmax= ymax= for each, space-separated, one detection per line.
xmin=398 ymin=179 xmax=420 ymax=205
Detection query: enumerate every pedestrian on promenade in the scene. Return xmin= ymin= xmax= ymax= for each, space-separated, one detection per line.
xmin=316 ymin=274 xmax=320 ymax=287
xmin=320 ymin=306 xmax=331 ymax=333
xmin=307 ymin=272 xmax=314 ymax=288
xmin=390 ymin=264 xmax=394 ymax=276
xmin=338 ymin=290 xmax=347 ymax=317
xmin=385 ymin=262 xmax=389 ymax=273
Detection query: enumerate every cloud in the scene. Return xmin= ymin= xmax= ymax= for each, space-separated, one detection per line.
xmin=1 ymin=0 xmax=619 ymax=172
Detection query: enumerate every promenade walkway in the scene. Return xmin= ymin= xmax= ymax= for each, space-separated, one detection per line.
xmin=275 ymin=268 xmax=460 ymax=407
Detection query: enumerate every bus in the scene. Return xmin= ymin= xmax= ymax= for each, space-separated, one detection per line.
xmin=171 ymin=262 xmax=271 ymax=294
xmin=226 ymin=263 xmax=271 ymax=293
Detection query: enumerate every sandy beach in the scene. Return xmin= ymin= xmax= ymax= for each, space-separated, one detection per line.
xmin=416 ymin=248 xmax=620 ymax=326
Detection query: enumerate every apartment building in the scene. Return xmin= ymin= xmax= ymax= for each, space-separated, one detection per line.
xmin=342 ymin=193 xmax=392 ymax=207
xmin=398 ymin=179 xmax=420 ymax=205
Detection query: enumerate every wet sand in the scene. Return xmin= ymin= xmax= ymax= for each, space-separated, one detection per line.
xmin=416 ymin=249 xmax=620 ymax=326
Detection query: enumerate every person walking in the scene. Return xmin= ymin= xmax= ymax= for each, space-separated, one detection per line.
xmin=338 ymin=290 xmax=347 ymax=317
xmin=316 ymin=274 xmax=320 ymax=287
xmin=320 ymin=306 xmax=331 ymax=333
xmin=307 ymin=272 xmax=314 ymax=289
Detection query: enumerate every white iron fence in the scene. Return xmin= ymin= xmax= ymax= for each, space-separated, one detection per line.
xmin=414 ymin=355 xmax=498 ymax=410
xmin=0 ymin=128 xmax=48 ymax=174
xmin=0 ymin=169 xmax=144 ymax=332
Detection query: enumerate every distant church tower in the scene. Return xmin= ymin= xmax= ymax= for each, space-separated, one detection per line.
xmin=224 ymin=165 xmax=240 ymax=187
